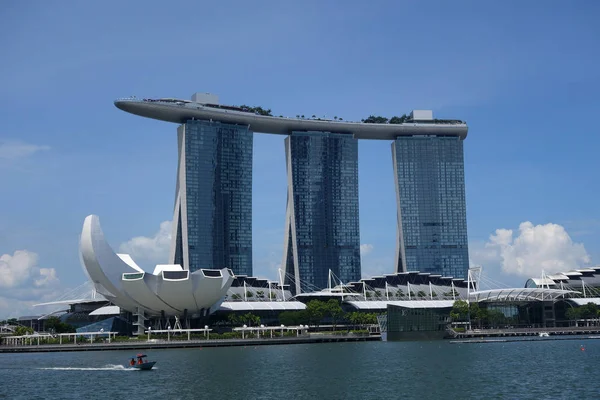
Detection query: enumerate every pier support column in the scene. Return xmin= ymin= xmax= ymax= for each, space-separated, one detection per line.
xmin=134 ymin=307 xmax=147 ymax=336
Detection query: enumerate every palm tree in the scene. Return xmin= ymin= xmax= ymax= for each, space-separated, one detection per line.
xmin=311 ymin=114 xmax=316 ymax=119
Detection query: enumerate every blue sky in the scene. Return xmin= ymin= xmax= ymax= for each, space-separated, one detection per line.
xmin=1 ymin=0 xmax=599 ymax=317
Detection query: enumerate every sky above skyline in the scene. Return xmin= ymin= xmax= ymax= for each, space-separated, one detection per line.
xmin=1 ymin=0 xmax=599 ymax=318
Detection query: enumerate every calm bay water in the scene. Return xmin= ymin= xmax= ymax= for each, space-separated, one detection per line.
xmin=0 ymin=339 xmax=598 ymax=399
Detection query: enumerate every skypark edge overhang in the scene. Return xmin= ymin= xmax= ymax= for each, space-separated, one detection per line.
xmin=114 ymin=98 xmax=468 ymax=140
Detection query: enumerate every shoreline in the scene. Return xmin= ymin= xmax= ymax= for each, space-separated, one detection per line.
xmin=450 ymin=335 xmax=600 ymax=344
xmin=0 ymin=334 xmax=380 ymax=354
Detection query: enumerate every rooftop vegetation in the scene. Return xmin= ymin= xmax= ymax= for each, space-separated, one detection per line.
xmin=362 ymin=114 xmax=464 ymax=124
xmin=361 ymin=115 xmax=410 ymax=124
xmin=238 ymin=105 xmax=273 ymax=116
xmin=230 ymin=103 xmax=464 ymax=124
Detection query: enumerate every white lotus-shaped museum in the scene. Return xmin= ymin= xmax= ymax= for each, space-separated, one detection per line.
xmin=80 ymin=215 xmax=234 ymax=317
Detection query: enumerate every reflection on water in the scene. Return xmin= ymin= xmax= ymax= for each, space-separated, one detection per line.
xmin=1 ymin=340 xmax=598 ymax=400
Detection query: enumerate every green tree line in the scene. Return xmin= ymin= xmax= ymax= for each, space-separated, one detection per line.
xmin=226 ymin=300 xmax=380 ymax=329
xmin=565 ymin=303 xmax=600 ymax=321
xmin=450 ymin=300 xmax=506 ymax=328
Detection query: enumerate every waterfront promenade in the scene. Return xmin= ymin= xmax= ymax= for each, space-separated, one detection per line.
xmin=0 ymin=333 xmax=380 ymax=353
xmin=450 ymin=326 xmax=600 ymax=339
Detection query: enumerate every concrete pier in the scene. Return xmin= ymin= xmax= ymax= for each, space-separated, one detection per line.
xmin=0 ymin=334 xmax=381 ymax=353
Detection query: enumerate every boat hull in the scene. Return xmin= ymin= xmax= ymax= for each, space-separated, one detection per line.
xmin=131 ymin=361 xmax=156 ymax=370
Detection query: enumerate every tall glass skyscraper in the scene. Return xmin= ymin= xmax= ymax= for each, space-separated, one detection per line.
xmin=170 ymin=119 xmax=253 ymax=276
xmin=282 ymin=131 xmax=361 ymax=293
xmin=392 ymin=136 xmax=469 ymax=278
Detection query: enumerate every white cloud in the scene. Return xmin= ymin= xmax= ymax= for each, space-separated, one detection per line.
xmin=360 ymin=244 xmax=374 ymax=256
xmin=119 ymin=221 xmax=172 ymax=267
xmin=0 ymin=141 xmax=50 ymax=160
xmin=0 ymin=250 xmax=37 ymax=288
xmin=35 ymin=268 xmax=59 ymax=287
xmin=0 ymin=250 xmax=61 ymax=319
xmin=470 ymin=221 xmax=591 ymax=279
xmin=0 ymin=250 xmax=58 ymax=289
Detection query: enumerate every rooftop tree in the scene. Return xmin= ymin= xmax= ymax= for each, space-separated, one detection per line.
xmin=389 ymin=114 xmax=409 ymax=124
xmin=362 ymin=115 xmax=389 ymax=124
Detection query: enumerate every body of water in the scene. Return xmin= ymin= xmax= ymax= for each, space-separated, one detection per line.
xmin=0 ymin=339 xmax=597 ymax=399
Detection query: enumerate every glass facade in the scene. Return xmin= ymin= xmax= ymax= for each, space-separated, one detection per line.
xmin=173 ymin=120 xmax=253 ymax=276
xmin=387 ymin=305 xmax=451 ymax=340
xmin=283 ymin=131 xmax=361 ymax=292
xmin=393 ymin=136 xmax=469 ymax=278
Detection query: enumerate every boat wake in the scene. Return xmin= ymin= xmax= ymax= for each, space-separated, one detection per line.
xmin=38 ymin=364 xmax=135 ymax=371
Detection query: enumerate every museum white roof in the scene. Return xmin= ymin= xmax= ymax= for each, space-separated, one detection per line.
xmin=89 ymin=305 xmax=121 ymax=316
xmin=219 ymin=301 xmax=306 ymax=311
xmin=345 ymin=300 xmax=455 ymax=310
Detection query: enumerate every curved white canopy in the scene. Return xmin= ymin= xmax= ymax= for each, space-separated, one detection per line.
xmin=469 ymin=288 xmax=576 ymax=302
xmin=564 ymin=297 xmax=600 ymax=306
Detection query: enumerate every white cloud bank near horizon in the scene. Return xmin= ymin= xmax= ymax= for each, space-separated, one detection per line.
xmin=470 ymin=221 xmax=592 ymax=279
xmin=0 ymin=250 xmax=61 ymax=320
xmin=116 ymin=220 xmax=594 ymax=284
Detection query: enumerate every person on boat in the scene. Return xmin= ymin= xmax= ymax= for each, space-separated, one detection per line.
xmin=130 ymin=358 xmax=135 ymax=366
xmin=138 ymin=357 xmax=144 ymax=365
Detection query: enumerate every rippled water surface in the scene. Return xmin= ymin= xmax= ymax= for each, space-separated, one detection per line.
xmin=0 ymin=339 xmax=598 ymax=399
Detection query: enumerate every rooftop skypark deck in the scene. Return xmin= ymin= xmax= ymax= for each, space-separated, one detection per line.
xmin=114 ymin=96 xmax=468 ymax=140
